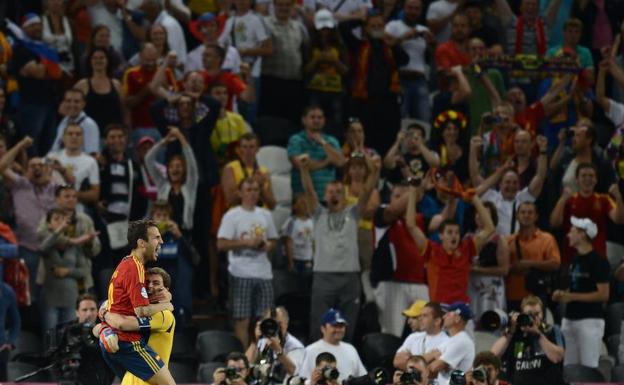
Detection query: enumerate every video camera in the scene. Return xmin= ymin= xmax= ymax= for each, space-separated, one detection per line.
xmin=343 ymin=368 xmax=388 ymax=385
xmin=480 ymin=309 xmax=534 ymax=332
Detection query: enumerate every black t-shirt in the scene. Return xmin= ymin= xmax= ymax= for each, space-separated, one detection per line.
xmin=385 ymin=152 xmax=430 ymax=184
xmin=501 ymin=326 xmax=565 ymax=385
xmin=565 ymin=250 xmax=610 ymax=320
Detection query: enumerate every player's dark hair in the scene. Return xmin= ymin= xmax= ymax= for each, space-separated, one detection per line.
xmin=315 ymin=352 xmax=337 ymax=366
xmin=146 ymin=267 xmax=171 ymax=290
xmin=127 ymin=219 xmax=157 ymax=249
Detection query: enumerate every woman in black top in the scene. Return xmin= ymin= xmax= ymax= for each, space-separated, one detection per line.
xmin=74 ymin=48 xmax=125 ymax=133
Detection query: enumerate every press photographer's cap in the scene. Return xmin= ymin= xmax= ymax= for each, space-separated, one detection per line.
xmin=570 ymin=216 xmax=598 ymax=239
xmin=321 ymin=308 xmax=348 ymax=325
xmin=444 ymin=302 xmax=472 ymax=321
xmin=403 ymin=300 xmax=427 ymax=317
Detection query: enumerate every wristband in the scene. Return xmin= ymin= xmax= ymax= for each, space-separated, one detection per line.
xmin=137 ymin=316 xmax=152 ymax=335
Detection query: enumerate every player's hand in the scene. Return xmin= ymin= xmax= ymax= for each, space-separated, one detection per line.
xmin=99 ymin=326 xmax=119 ymax=353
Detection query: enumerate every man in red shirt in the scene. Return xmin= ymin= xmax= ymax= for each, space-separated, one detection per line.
xmin=372 ymin=182 xmax=428 ymax=337
xmin=122 ymin=43 xmax=177 ymax=138
xmin=406 ymin=186 xmax=495 ymax=304
xmin=550 ymin=163 xmax=624 ymax=264
xmin=99 ymin=219 xmax=177 ymax=385
xmin=434 ymin=13 xmax=471 ymax=71
xmin=201 ymin=44 xmax=254 ymax=111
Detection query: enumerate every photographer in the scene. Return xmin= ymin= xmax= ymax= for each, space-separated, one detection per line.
xmin=490 ymin=296 xmax=564 ymax=385
xmin=398 ymin=355 xmax=429 ymax=385
xmin=52 ymin=294 xmax=114 ymax=385
xmin=246 ymin=307 xmax=304 ymax=376
xmin=309 ymin=352 xmax=340 ymax=385
xmin=467 ymin=352 xmax=504 ymax=385
xmin=213 ymin=352 xmax=252 ymax=385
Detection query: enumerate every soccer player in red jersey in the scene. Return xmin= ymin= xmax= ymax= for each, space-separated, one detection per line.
xmin=405 ymin=185 xmax=496 ymax=304
xmin=99 ymin=219 xmax=177 ymax=385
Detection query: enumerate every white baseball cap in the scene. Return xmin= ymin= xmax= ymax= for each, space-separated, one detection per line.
xmin=570 ymin=216 xmax=598 ymax=239
xmin=314 ymin=9 xmax=335 ymax=30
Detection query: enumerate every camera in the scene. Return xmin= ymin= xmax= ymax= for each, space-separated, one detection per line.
xmin=472 ymin=367 xmax=488 ymax=383
xmin=449 ymin=370 xmax=467 ymax=385
xmin=225 ymin=367 xmax=241 ymax=380
xmin=406 ymin=176 xmax=422 ymax=187
xmin=517 ymin=313 xmax=533 ymax=328
xmin=260 ymin=318 xmax=280 ymax=338
xmin=343 ymin=368 xmax=388 ymax=385
xmin=320 ymin=366 xmax=339 ymax=383
xmin=399 ymin=370 xmax=421 ymax=384
xmin=250 ymin=362 xmax=272 ymax=383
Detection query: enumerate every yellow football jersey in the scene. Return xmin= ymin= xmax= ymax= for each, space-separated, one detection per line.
xmin=120 ymin=310 xmax=176 ymax=385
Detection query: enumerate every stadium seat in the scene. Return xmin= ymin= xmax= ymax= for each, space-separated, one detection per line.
xmin=254 ymin=116 xmax=297 ymax=147
xmin=7 ymin=361 xmax=49 ymax=382
xmin=563 ymin=364 xmax=605 ymax=382
xmin=198 ymin=361 xmax=225 ymax=383
xmin=359 ymin=333 xmax=401 ymax=373
xmin=10 ymin=331 xmax=42 ymax=361
xmin=196 ymin=330 xmax=243 ymax=363
xmin=474 ymin=331 xmax=498 ymax=354
xmin=168 ymin=360 xmax=197 ymax=383
xmin=612 ymin=364 xmax=624 ymax=382
xmin=607 ymin=334 xmax=620 ymax=362
xmin=171 ymin=331 xmax=196 ymax=362
xmin=605 ymin=303 xmax=624 ymax=337
xmin=256 ymin=146 xmax=292 ymax=177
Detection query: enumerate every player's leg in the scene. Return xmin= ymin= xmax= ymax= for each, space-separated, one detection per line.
xmin=146 ymin=366 xmax=176 ymax=385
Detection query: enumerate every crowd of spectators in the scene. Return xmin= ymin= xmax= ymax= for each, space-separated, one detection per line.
xmin=1 ymin=0 xmax=624 ymax=383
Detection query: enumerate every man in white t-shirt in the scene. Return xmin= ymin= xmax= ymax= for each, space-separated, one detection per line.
xmin=471 ymin=135 xmax=548 ymax=236
xmin=299 ymin=309 xmax=367 ymax=382
xmin=393 ymin=302 xmax=449 ymax=370
xmin=423 ymin=302 xmax=475 ymax=385
xmin=385 ymin=0 xmax=434 ymax=121
xmin=217 ymin=177 xmax=279 ymax=346
xmin=426 ymin=0 xmax=461 ymax=43
xmin=187 ymin=13 xmax=241 ymax=73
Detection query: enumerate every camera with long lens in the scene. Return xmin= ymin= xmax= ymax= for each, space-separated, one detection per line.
xmin=260 ymin=318 xmax=280 ymax=338
xmin=480 ymin=310 xmax=534 ymax=332
xmin=318 ymin=366 xmax=339 ymax=384
xmin=399 ymin=370 xmax=422 ymax=385
xmin=343 ymin=368 xmax=388 ymax=385
xmin=250 ymin=362 xmax=272 ymax=383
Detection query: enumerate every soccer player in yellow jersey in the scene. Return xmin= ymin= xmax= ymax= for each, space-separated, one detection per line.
xmin=104 ymin=267 xmax=176 ymax=385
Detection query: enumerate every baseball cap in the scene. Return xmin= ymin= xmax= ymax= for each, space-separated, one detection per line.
xmin=314 ymin=9 xmax=336 ymax=30
xmin=321 ymin=308 xmax=348 ymax=325
xmin=189 ymin=12 xmax=217 ymax=42
xmin=444 ymin=302 xmax=472 ymax=321
xmin=22 ymin=13 xmax=42 ymax=28
xmin=402 ymin=300 xmax=427 ymax=318
xmin=570 ymin=216 xmax=598 ymax=239
xmin=136 ymin=136 xmax=156 ymax=147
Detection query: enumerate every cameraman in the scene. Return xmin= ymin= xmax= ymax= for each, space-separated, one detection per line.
xmin=246 ymin=307 xmax=304 ymax=376
xmin=466 ymin=352 xmax=504 ymax=385
xmin=490 ymin=296 xmax=564 ymax=385
xmin=310 ymin=352 xmax=339 ymax=385
xmin=56 ymin=294 xmax=114 ymax=385
xmin=213 ymin=352 xmax=252 ymax=385
xmin=399 ymin=355 xmax=429 ymax=385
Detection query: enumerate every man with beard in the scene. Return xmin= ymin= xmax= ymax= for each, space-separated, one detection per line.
xmin=299 ymin=153 xmax=378 ymax=342
xmin=98 ymin=220 xmax=177 ymax=385
xmin=435 ymin=13 xmax=471 ymax=71
xmin=0 ymin=137 xmax=71 ymax=300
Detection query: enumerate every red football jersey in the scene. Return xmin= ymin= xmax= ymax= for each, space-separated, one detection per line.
xmin=562 ymin=193 xmax=614 ymax=264
xmin=424 ymin=237 xmax=475 ymax=304
xmin=107 ymin=255 xmax=150 ymax=342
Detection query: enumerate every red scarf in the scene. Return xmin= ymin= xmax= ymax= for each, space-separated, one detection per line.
xmin=352 ymin=41 xmax=401 ymax=100
xmin=515 ymin=16 xmax=546 ymax=56
xmin=0 ymin=222 xmax=17 ymax=244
